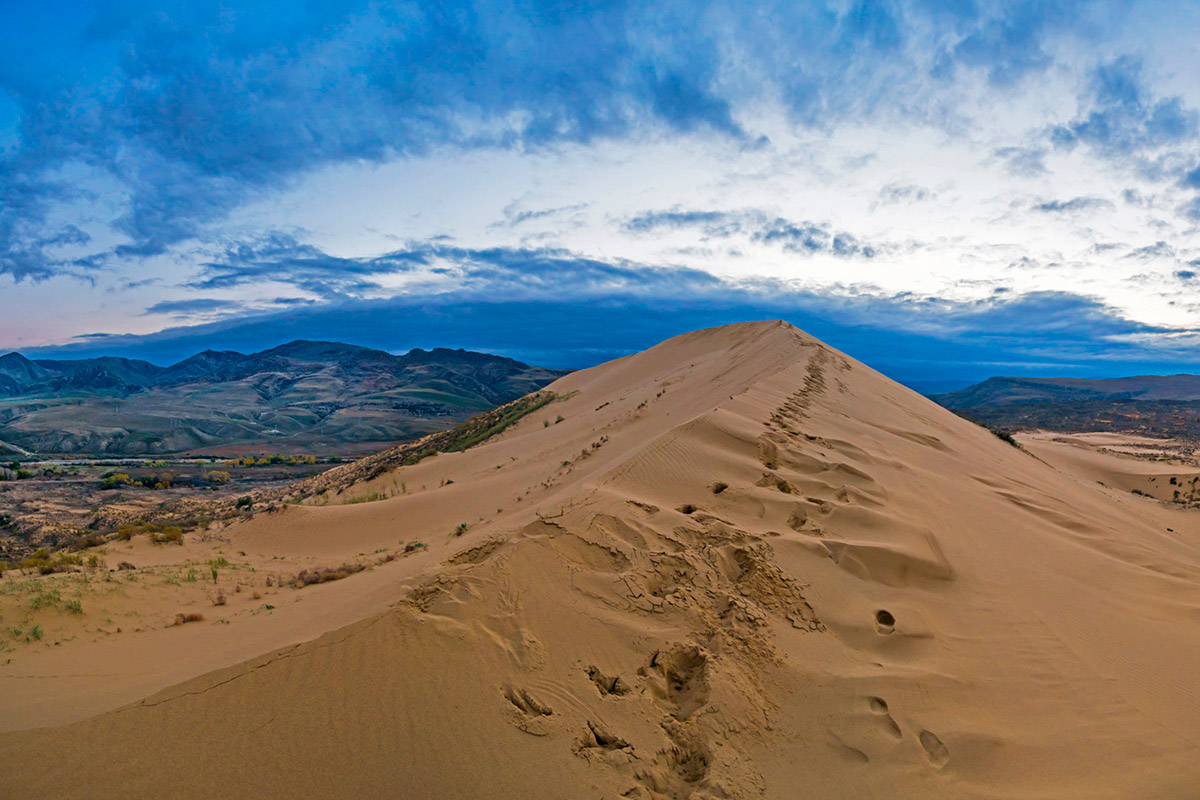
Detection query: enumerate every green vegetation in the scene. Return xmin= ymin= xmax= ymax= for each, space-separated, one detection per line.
xmin=147 ymin=526 xmax=183 ymax=544
xmin=3 ymin=548 xmax=83 ymax=576
xmin=224 ymin=454 xmax=318 ymax=467
xmin=442 ymin=392 xmax=557 ymax=454
xmin=387 ymin=392 xmax=557 ymax=470
xmin=344 ymin=491 xmax=387 ymax=505
xmin=117 ymin=521 xmax=183 ymax=543
xmin=0 ymin=461 xmax=33 ymax=481
xmin=29 ymin=587 xmax=62 ymax=610
xmin=100 ymin=471 xmax=176 ymax=490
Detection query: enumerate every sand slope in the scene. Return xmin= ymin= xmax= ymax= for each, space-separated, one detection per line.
xmin=3 ymin=320 xmax=1200 ymax=799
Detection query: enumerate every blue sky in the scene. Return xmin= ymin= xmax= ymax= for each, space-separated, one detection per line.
xmin=2 ymin=0 xmax=1200 ymax=389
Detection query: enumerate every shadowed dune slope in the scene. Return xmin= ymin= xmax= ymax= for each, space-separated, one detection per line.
xmin=3 ymin=320 xmax=1200 ymax=799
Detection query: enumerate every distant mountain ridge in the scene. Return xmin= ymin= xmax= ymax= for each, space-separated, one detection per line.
xmin=0 ymin=341 xmax=569 ymax=454
xmin=933 ymin=374 xmax=1200 ymax=409
xmin=931 ymin=373 xmax=1200 ymax=438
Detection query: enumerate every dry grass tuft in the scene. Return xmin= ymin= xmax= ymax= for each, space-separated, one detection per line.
xmin=294 ymin=563 xmax=366 ymax=587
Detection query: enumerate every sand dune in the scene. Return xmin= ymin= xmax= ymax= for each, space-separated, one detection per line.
xmin=3 ymin=320 xmax=1200 ymax=799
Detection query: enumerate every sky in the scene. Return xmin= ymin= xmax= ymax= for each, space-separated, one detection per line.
xmin=2 ymin=0 xmax=1200 ymax=391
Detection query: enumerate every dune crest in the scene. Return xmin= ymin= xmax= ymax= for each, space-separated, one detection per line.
xmin=3 ymin=320 xmax=1200 ymax=799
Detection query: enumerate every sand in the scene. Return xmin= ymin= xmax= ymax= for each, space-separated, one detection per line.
xmin=1 ymin=320 xmax=1199 ymax=799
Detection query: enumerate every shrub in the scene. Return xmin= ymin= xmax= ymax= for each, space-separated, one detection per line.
xmin=453 ymin=522 xmax=468 ymax=536
xmin=71 ymin=534 xmax=104 ymax=551
xmin=989 ymin=428 xmax=1018 ymax=446
xmin=147 ymin=526 xmax=183 ymax=545
xmin=101 ymin=473 xmax=135 ymax=489
xmin=18 ymin=548 xmax=82 ymax=575
xmin=294 ymin=563 xmax=366 ymax=586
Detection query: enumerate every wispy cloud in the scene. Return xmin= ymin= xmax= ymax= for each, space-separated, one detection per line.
xmin=143 ymin=298 xmax=243 ymax=316
xmin=1032 ymin=196 xmax=1114 ymax=213
xmin=621 ymin=208 xmax=887 ymax=257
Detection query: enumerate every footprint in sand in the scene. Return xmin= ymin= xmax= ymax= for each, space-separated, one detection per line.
xmin=919 ymin=730 xmax=950 ymax=768
xmin=868 ymin=697 xmax=902 ymax=739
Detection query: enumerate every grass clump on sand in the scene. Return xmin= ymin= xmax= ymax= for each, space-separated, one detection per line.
xmin=147 ymin=526 xmax=183 ymax=545
xmin=344 ymin=491 xmax=387 ymax=505
xmin=3 ymin=548 xmax=83 ymax=576
xmin=117 ymin=522 xmax=184 ymax=544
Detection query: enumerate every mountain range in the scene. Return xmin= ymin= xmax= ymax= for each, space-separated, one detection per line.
xmin=932 ymin=374 xmax=1200 ymax=437
xmin=0 ymin=341 xmax=568 ymax=455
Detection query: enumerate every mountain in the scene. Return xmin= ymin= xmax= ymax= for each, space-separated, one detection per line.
xmin=153 ymin=349 xmax=255 ymax=385
xmin=934 ymin=374 xmax=1200 ymax=408
xmin=932 ymin=374 xmax=1200 ymax=436
xmin=2 ymin=321 xmax=1197 ymax=798
xmin=0 ymin=352 xmax=55 ymax=395
xmin=0 ymin=341 xmax=569 ymax=454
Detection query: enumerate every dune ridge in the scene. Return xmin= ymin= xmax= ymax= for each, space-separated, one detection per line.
xmin=2 ymin=320 xmax=1199 ymax=799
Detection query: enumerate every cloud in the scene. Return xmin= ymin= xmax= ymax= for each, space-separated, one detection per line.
xmin=1051 ymin=56 xmax=1198 ymax=159
xmin=187 ymin=233 xmax=731 ymax=301
xmin=1032 ymin=196 xmax=1113 ymax=213
xmin=0 ymin=0 xmax=1163 ymax=281
xmin=621 ymin=209 xmax=747 ymax=236
xmin=188 ymin=232 xmax=425 ymax=296
xmin=621 ymin=207 xmax=885 ymax=257
xmin=1124 ymin=241 xmax=1174 ymax=260
xmin=492 ymin=202 xmax=590 ymax=230
xmin=935 ymin=0 xmax=1082 ymax=86
xmin=143 ymin=298 xmax=243 ymax=316
xmin=1180 ymin=197 xmax=1200 ymax=221
xmin=993 ymin=146 xmax=1048 ymax=177
xmin=876 ymin=183 xmax=932 ymax=205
